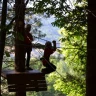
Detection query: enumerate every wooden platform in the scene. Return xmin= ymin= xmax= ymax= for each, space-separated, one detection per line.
xmin=1 ymin=69 xmax=47 ymax=92
xmin=1 ymin=69 xmax=42 ymax=78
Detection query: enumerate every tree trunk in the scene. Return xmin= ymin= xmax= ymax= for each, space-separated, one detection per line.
xmin=15 ymin=0 xmax=26 ymax=96
xmin=87 ymin=0 xmax=96 ymax=96
xmin=0 ymin=0 xmax=7 ymax=95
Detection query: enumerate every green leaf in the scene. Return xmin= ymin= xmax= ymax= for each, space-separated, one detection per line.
xmin=17 ymin=32 xmax=24 ymax=41
xmin=5 ymin=51 xmax=10 ymax=57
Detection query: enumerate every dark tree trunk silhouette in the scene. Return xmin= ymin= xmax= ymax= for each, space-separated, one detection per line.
xmin=15 ymin=0 xmax=26 ymax=96
xmin=87 ymin=0 xmax=96 ymax=96
xmin=0 ymin=0 xmax=7 ymax=95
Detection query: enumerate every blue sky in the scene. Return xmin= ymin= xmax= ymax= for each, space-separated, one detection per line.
xmin=33 ymin=16 xmax=61 ymax=48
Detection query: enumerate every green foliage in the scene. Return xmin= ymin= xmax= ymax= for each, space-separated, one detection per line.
xmin=54 ymin=21 xmax=86 ymax=95
xmin=5 ymin=51 xmax=10 ymax=57
xmin=32 ymin=0 xmax=70 ymax=17
xmin=28 ymin=1 xmax=86 ymax=96
xmin=1 ymin=0 xmax=87 ymax=96
xmin=17 ymin=32 xmax=24 ymax=41
xmin=31 ymin=0 xmax=87 ymax=29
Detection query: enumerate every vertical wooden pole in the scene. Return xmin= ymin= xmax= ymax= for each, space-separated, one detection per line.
xmin=87 ymin=0 xmax=96 ymax=96
xmin=0 ymin=0 xmax=7 ymax=95
xmin=15 ymin=0 xmax=26 ymax=96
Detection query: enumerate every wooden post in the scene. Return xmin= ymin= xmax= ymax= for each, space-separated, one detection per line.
xmin=0 ymin=0 xmax=7 ymax=95
xmin=87 ymin=0 xmax=96 ymax=96
xmin=15 ymin=0 xmax=26 ymax=96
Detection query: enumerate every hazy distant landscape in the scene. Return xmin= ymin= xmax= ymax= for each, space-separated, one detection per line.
xmin=33 ymin=16 xmax=60 ymax=45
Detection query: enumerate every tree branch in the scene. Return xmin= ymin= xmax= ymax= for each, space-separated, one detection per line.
xmin=25 ymin=0 xmax=29 ymax=6
xmin=7 ymin=16 xmax=16 ymax=26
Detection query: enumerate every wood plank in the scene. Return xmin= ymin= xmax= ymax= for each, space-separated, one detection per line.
xmin=8 ymin=87 xmax=47 ymax=92
xmin=7 ymin=74 xmax=45 ymax=84
xmin=8 ymin=83 xmax=47 ymax=89
xmin=8 ymin=81 xmax=47 ymax=87
xmin=2 ymin=69 xmax=42 ymax=75
xmin=1 ymin=69 xmax=44 ymax=78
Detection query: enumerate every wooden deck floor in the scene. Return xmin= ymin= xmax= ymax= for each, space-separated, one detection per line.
xmin=1 ymin=69 xmax=42 ymax=78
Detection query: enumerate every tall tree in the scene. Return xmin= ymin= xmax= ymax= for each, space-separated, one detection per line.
xmin=15 ymin=0 xmax=26 ymax=96
xmin=0 ymin=0 xmax=7 ymax=95
xmin=87 ymin=0 xmax=96 ymax=96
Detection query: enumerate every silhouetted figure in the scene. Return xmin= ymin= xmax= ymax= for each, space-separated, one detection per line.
xmin=40 ymin=40 xmax=56 ymax=74
xmin=25 ymin=24 xmax=33 ymax=70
